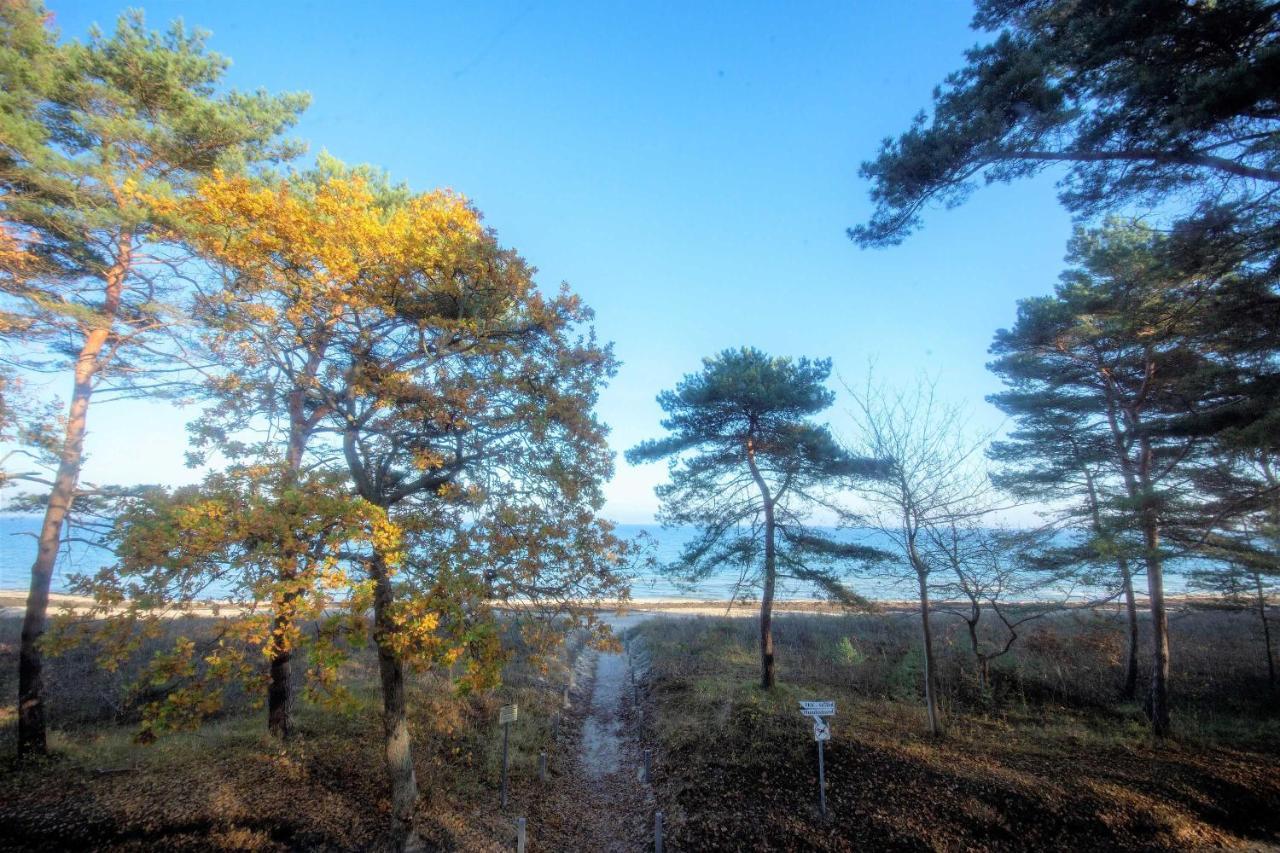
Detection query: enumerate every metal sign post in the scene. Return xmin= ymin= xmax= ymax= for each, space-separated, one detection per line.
xmin=814 ymin=717 xmax=830 ymax=817
xmin=800 ymin=701 xmax=835 ymax=818
xmin=499 ymin=704 xmax=518 ymax=808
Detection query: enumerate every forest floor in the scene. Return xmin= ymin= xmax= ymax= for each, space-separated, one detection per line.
xmin=1 ymin=607 xmax=1279 ymax=850
xmin=631 ymin=613 xmax=1280 ymax=851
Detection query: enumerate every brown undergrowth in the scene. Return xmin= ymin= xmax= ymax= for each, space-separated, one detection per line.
xmin=632 ymin=611 xmax=1280 ymax=852
xmin=0 ymin=615 xmax=583 ymax=851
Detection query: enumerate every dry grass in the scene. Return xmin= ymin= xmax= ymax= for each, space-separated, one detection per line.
xmin=631 ymin=609 xmax=1280 ymax=851
xmin=0 ymin=615 xmax=581 ymax=851
xmin=1 ymin=607 xmax=1277 ymax=850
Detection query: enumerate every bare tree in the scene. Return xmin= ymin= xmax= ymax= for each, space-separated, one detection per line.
xmin=929 ymin=523 xmax=1066 ymax=695
xmin=844 ymin=373 xmax=993 ymax=735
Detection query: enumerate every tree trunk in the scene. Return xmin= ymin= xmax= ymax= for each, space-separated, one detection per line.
xmin=1256 ymin=571 xmax=1276 ymax=689
xmin=266 ymin=399 xmax=313 ymax=740
xmin=1083 ymin=468 xmax=1140 ymax=700
xmin=18 ymin=245 xmax=127 ymax=758
xmin=965 ymin=617 xmax=990 ymax=694
xmin=1263 ymin=458 xmax=1279 ymax=691
xmin=911 ymin=550 xmax=943 ymax=735
xmin=1137 ymin=434 xmax=1170 ymax=737
xmin=744 ymin=437 xmax=777 ymax=689
xmin=372 ymin=550 xmax=420 ymax=852
xmin=1118 ymin=557 xmax=1140 ymax=701
xmin=1099 ymin=384 xmax=1169 ymax=737
xmin=759 ymin=504 xmax=777 ymax=690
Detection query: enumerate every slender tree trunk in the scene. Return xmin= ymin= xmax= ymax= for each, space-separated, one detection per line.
xmin=964 ymin=617 xmax=989 ymax=693
xmin=1262 ymin=458 xmax=1279 ymax=690
xmin=745 ymin=437 xmax=777 ymax=689
xmin=1137 ymin=434 xmax=1171 ymax=736
xmin=1083 ymin=469 xmax=1140 ymax=699
xmin=18 ymin=245 xmax=127 ymax=758
xmin=1099 ymin=382 xmax=1170 ymax=736
xmin=1255 ymin=571 xmax=1276 ymax=689
xmin=910 ymin=544 xmax=942 ymax=735
xmin=371 ymin=549 xmax=420 ymax=852
xmin=1118 ymin=558 xmax=1140 ymax=700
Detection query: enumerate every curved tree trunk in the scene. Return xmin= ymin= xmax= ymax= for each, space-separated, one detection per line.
xmin=266 ymin=342 xmax=331 ymax=739
xmin=18 ymin=366 xmax=93 ymax=756
xmin=18 ymin=245 xmax=127 ymax=758
xmin=1099 ymin=382 xmax=1170 ymax=737
xmin=372 ymin=550 xmax=420 ymax=852
xmin=759 ymin=512 xmax=777 ymax=690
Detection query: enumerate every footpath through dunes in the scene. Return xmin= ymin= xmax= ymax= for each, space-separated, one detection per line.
xmin=527 ymin=633 xmax=657 ymax=852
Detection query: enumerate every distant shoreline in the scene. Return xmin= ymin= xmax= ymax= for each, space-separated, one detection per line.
xmin=1 ymin=591 xmax=876 ymax=617
xmin=1 ymin=590 xmax=1226 ymax=620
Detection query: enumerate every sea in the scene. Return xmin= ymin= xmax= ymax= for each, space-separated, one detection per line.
xmin=0 ymin=516 xmax=1188 ymax=603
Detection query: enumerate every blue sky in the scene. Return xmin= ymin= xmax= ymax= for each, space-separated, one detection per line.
xmin=42 ymin=1 xmax=1075 ymax=523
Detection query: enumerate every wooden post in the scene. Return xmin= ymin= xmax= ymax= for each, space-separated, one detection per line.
xmin=501 ymin=721 xmax=510 ymax=809
xmin=516 ymin=816 xmax=526 ymax=853
xmin=538 ymin=750 xmax=547 ymax=782
xmin=654 ymin=810 xmax=664 ymax=853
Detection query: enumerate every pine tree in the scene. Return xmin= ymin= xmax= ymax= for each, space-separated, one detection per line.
xmin=628 ymin=348 xmax=888 ymax=689
xmin=988 ymin=220 xmax=1235 ymax=735
xmin=1 ymin=5 xmax=307 ymax=757
xmin=988 ymin=392 xmax=1145 ymax=698
xmin=851 ymin=0 xmax=1280 ymax=259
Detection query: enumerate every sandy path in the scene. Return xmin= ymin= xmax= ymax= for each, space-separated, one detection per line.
xmin=581 ymin=650 xmax=628 ymax=778
xmin=530 ymin=641 xmax=655 ymax=852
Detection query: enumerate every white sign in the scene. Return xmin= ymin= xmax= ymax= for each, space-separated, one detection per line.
xmin=813 ymin=718 xmax=831 ymax=742
xmin=499 ymin=704 xmax=518 ymax=725
xmin=799 ymin=700 xmax=835 ymax=718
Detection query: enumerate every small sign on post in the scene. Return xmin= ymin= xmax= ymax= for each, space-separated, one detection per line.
xmin=499 ymin=704 xmax=518 ymax=808
xmin=799 ymin=700 xmax=835 ymax=817
xmin=813 ymin=717 xmax=831 ymax=741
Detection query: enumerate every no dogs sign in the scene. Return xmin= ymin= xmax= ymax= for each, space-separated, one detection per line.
xmin=813 ymin=717 xmax=831 ymax=742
